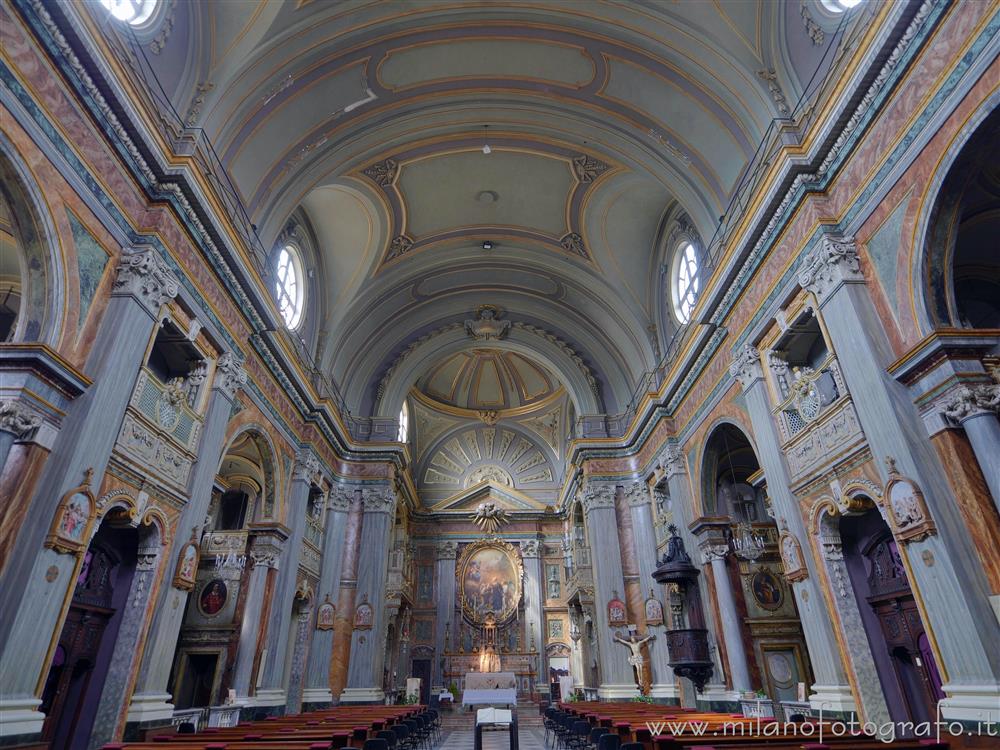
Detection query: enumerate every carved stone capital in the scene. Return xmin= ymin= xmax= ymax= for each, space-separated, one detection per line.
xmin=942 ymin=385 xmax=1000 ymax=424
xmin=215 ymin=352 xmax=248 ymax=398
xmin=699 ymin=544 xmax=729 ymax=564
xmin=112 ymin=247 xmax=180 ymax=314
xmin=729 ymin=344 xmax=763 ymax=389
xmin=0 ymin=399 xmax=43 ymax=440
xmin=581 ymin=482 xmax=616 ymax=515
xmin=520 ymin=539 xmax=541 ymax=558
xmin=623 ymin=482 xmax=649 ymax=507
xmin=436 ymin=540 xmax=458 ymax=560
xmin=292 ymin=448 xmax=322 ymax=483
xmin=659 ymin=445 xmax=687 ymax=477
xmin=328 ymin=486 xmax=355 ymax=512
xmin=363 ymin=486 xmax=396 ymax=514
xmin=797 ymin=235 xmax=863 ymax=301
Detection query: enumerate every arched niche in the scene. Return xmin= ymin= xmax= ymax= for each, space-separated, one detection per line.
xmin=0 ymin=136 xmax=64 ymax=345
xmin=215 ymin=427 xmax=280 ymax=524
xmin=698 ymin=421 xmax=764 ymax=519
xmin=917 ymin=102 xmax=1000 ymax=330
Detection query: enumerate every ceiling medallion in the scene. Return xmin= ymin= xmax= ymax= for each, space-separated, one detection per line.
xmin=465 ymin=306 xmax=510 ymax=341
xmin=476 ymin=190 xmax=499 ymax=203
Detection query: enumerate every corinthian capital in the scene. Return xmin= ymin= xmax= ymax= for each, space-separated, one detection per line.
xmin=581 ymin=482 xmax=616 ymax=515
xmin=942 ymin=384 xmax=1000 ymax=424
xmin=623 ymin=482 xmax=649 ymax=507
xmin=436 ymin=540 xmax=458 ymax=560
xmin=0 ymin=399 xmax=43 ymax=440
xmin=797 ymin=235 xmax=863 ymax=301
xmin=112 ymin=247 xmax=180 ymax=314
xmin=659 ymin=444 xmax=687 ymax=478
xmin=327 ymin=486 xmax=355 ymax=512
xmin=729 ymin=344 xmax=763 ymax=389
xmin=363 ymin=486 xmax=396 ymax=514
xmin=293 ymin=448 xmax=321 ymax=483
xmin=216 ymin=352 xmax=248 ymax=398
xmin=520 ymin=539 xmax=541 ymax=558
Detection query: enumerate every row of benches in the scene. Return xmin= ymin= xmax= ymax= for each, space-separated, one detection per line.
xmin=100 ymin=705 xmax=438 ymax=750
xmin=551 ymin=701 xmax=949 ymax=750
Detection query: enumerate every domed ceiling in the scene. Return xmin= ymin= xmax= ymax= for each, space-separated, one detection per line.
xmin=415 ymin=349 xmax=560 ymax=411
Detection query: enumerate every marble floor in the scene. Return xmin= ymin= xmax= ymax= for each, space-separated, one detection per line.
xmin=438 ymin=709 xmax=547 ymax=750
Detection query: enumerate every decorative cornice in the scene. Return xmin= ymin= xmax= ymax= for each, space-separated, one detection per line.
xmin=797 ymin=235 xmax=864 ymax=301
xmin=215 ymin=352 xmax=247 ymax=399
xmin=729 ymin=344 xmax=763 ymax=389
xmin=0 ymin=399 xmax=43 ymax=440
xmin=112 ymin=247 xmax=180 ymax=314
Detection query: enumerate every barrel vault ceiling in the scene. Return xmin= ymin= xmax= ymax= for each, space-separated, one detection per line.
xmin=142 ymin=0 xmax=841 ymax=421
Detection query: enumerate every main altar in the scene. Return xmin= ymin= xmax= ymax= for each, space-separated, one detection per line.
xmin=445 ymin=538 xmax=539 ymax=699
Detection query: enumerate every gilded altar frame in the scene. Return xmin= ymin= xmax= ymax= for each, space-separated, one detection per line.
xmin=456 ymin=538 xmax=523 ymax=626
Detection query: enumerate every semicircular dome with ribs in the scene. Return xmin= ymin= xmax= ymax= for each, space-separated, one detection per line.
xmin=415 ymin=349 xmax=560 ymax=412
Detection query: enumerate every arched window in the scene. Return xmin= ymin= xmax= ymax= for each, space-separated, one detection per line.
xmin=98 ymin=0 xmax=159 ymax=25
xmin=819 ymin=0 xmax=862 ymax=12
xmin=672 ymin=241 xmax=701 ymax=324
xmin=274 ymin=245 xmax=304 ymax=329
xmin=397 ymin=402 xmax=409 ymax=443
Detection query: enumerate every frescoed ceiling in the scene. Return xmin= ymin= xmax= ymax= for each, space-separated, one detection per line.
xmin=140 ymin=0 xmax=847 ymax=423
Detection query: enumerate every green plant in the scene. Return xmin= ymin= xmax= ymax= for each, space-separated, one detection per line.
xmin=631 ymin=695 xmax=655 ymax=704
xmin=754 ymin=689 xmax=768 ymax=699
xmin=448 ymin=681 xmax=460 ymax=700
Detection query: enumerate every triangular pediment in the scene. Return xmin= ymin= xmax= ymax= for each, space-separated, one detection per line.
xmin=428 ymin=482 xmax=549 ymax=513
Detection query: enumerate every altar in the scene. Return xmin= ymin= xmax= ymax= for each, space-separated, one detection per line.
xmin=462 ymin=671 xmax=517 ymax=706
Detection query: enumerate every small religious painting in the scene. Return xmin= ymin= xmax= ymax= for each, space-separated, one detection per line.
xmin=173 ymin=530 xmax=200 ymax=591
xmin=45 ymin=470 xmax=97 ymax=555
xmin=884 ymin=458 xmax=936 ymax=543
xmin=644 ymin=592 xmax=664 ymax=626
xmin=316 ymin=596 xmax=335 ymax=630
xmin=607 ymin=595 xmax=627 ymax=627
xmin=548 ymin=618 xmax=563 ymax=640
xmin=354 ymin=597 xmax=374 ymax=630
xmin=199 ymin=579 xmax=228 ymax=616
xmin=779 ymin=528 xmax=808 ymax=583
xmin=750 ymin=569 xmax=783 ymax=611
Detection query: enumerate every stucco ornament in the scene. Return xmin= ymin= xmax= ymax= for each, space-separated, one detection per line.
xmin=883 ymin=457 xmax=936 ymax=543
xmin=112 ymin=247 xmax=180 ymax=313
xmin=472 ymin=501 xmax=509 ymax=534
xmin=778 ymin=521 xmax=808 ymax=583
xmin=0 ymin=399 xmax=43 ymax=440
xmin=465 ymin=306 xmax=510 ymax=341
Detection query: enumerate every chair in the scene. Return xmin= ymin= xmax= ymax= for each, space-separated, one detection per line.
xmin=567 ymin=720 xmax=591 ymax=750
xmin=363 ymin=739 xmax=389 ymax=750
xmin=427 ymin=709 xmax=442 ymax=742
xmin=392 ymin=724 xmax=414 ymax=750
xmin=596 ymin=733 xmax=620 ymax=750
xmin=377 ymin=729 xmax=398 ymax=749
xmin=620 ymin=742 xmax=644 ymax=750
xmin=543 ymin=707 xmax=559 ymax=746
xmin=588 ymin=727 xmax=607 ymax=750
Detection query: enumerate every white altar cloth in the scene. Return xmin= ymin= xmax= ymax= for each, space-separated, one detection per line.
xmin=462 ymin=688 xmax=517 ymax=706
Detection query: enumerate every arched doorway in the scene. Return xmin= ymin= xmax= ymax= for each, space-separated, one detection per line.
xmin=39 ymin=521 xmax=138 ymax=748
xmin=840 ymin=506 xmax=944 ymax=724
xmin=698 ymin=424 xmax=813 ymax=704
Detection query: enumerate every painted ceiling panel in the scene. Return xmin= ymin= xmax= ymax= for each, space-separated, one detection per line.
xmin=377 ymin=39 xmax=596 ymax=90
xmin=396 ymin=151 xmax=573 ymax=238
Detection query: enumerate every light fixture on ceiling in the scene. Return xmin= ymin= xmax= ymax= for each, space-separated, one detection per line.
xmin=482 ymin=240 xmax=494 ymax=251
xmin=481 ymin=125 xmax=492 ymax=155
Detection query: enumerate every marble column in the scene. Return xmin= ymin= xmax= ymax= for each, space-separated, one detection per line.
xmin=798 ymin=235 xmax=1000 ymax=721
xmin=623 ymin=482 xmax=677 ymax=700
xmin=303 ymin=486 xmax=353 ymax=707
xmin=126 ymin=353 xmax=246 ymax=728
xmin=520 ymin=538 xmax=546 ymax=690
xmin=431 ymin=541 xmax=457 ymax=690
xmin=0 ymin=247 xmax=179 ymax=737
xmin=581 ymin=481 xmax=637 ymax=699
xmin=329 ymin=492 xmax=364 ymax=700
xmin=342 ymin=486 xmax=396 ymax=703
xmin=252 ymin=451 xmax=318 ymax=710
xmin=728 ymin=348 xmax=857 ymax=714
xmin=231 ymin=530 xmax=285 ymax=702
xmin=942 ymin=385 xmax=1000 ymax=514
xmin=695 ymin=533 xmax=751 ymax=694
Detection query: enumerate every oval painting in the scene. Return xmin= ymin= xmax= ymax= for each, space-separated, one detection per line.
xmin=461 ymin=545 xmax=521 ymax=624
xmin=199 ymin=578 xmax=228 ymax=616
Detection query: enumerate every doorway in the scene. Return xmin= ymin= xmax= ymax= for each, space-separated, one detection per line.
xmin=411 ymin=658 xmax=431 ymax=705
xmin=174 ymin=652 xmax=220 ymax=709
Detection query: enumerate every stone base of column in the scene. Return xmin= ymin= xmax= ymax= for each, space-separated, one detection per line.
xmin=339 ymin=687 xmax=385 ymax=704
xmin=807 ymin=684 xmax=856 ymax=715
xmin=249 ymin=688 xmax=287 ymax=707
xmin=597 ymin=683 xmax=640 ymax=700
xmin=301 ymin=688 xmax=333 ymax=709
xmin=940 ymin=683 xmax=1000 ymax=722
xmin=125 ymin=693 xmax=175 ymax=725
xmin=0 ymin=696 xmax=45 ymax=738
xmin=650 ymin=683 xmax=681 ymax=700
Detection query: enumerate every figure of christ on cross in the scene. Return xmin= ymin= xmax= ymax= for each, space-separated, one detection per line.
xmin=614 ymin=631 xmax=655 ymax=694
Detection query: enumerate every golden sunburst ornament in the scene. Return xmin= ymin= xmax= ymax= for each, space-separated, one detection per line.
xmin=471 ymin=501 xmax=509 ymax=534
